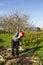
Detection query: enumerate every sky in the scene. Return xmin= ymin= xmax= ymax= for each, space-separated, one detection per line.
xmin=0 ymin=0 xmax=43 ymax=28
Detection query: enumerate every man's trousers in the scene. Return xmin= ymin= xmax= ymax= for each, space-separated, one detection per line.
xmin=12 ymin=40 xmax=19 ymax=56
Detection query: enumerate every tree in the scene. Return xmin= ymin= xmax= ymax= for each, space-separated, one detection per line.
xmin=7 ymin=12 xmax=30 ymax=32
xmin=0 ymin=11 xmax=34 ymax=33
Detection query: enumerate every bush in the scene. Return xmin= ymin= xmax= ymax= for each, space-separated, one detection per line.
xmin=22 ymin=31 xmax=43 ymax=47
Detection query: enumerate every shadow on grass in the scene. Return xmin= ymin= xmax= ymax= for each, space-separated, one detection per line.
xmin=19 ymin=45 xmax=43 ymax=56
xmin=0 ymin=39 xmax=5 ymax=42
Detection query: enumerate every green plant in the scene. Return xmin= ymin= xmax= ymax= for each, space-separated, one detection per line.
xmin=0 ymin=61 xmax=4 ymax=65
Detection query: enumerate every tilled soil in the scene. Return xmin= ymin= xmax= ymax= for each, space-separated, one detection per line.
xmin=0 ymin=47 xmax=39 ymax=65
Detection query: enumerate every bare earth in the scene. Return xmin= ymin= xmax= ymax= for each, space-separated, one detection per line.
xmin=0 ymin=47 xmax=39 ymax=65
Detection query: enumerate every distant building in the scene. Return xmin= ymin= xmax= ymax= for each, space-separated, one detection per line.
xmin=35 ymin=27 xmax=41 ymax=31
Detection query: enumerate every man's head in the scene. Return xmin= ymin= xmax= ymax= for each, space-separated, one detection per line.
xmin=19 ymin=32 xmax=24 ymax=37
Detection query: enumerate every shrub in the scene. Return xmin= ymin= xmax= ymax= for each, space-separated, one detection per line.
xmin=22 ymin=31 xmax=43 ymax=47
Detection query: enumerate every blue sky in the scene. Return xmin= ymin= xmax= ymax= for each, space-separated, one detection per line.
xmin=0 ymin=0 xmax=43 ymax=28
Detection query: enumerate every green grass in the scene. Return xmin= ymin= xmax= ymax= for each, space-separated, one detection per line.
xmin=34 ymin=42 xmax=43 ymax=59
xmin=0 ymin=33 xmax=13 ymax=48
xmin=22 ymin=42 xmax=43 ymax=61
xmin=0 ymin=61 xmax=4 ymax=65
